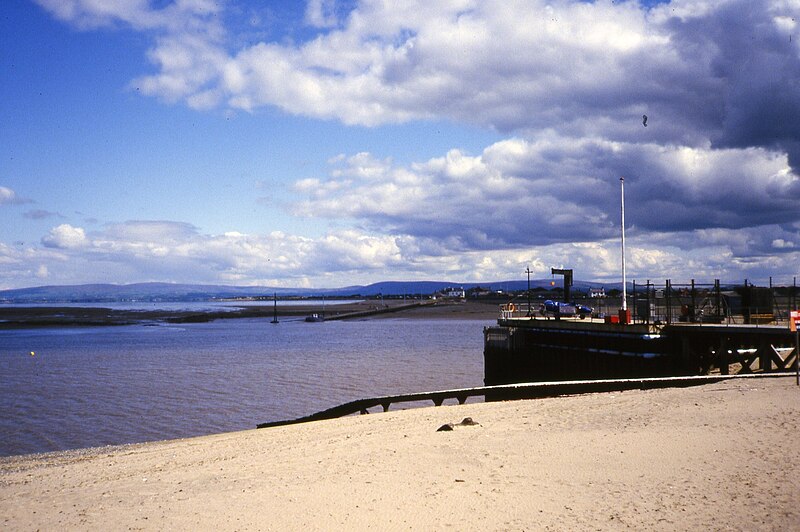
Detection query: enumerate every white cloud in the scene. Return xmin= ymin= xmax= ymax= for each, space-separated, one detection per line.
xmin=69 ymin=1 xmax=792 ymax=161
xmin=0 ymin=213 xmax=795 ymax=289
xmin=305 ymin=0 xmax=339 ymax=28
xmin=40 ymin=1 xmax=800 ymax=174
xmin=34 ymin=0 xmax=223 ymax=32
xmin=41 ymin=224 xmax=88 ymax=249
xmin=27 ymin=221 xmax=406 ymax=286
xmin=0 ymin=186 xmax=17 ymax=205
xmin=0 ymin=186 xmax=32 ymax=205
xmin=22 ymin=0 xmax=800 ymax=288
xmin=291 ymin=135 xmax=800 ymax=248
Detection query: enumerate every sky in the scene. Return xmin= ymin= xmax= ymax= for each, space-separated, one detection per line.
xmin=1 ymin=0 xmax=799 ymax=290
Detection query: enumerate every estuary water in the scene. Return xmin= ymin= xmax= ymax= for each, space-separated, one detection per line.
xmin=0 ymin=298 xmax=356 ymax=312
xmin=0 ymin=317 xmax=490 ymax=457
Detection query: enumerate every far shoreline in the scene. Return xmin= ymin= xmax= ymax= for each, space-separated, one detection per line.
xmin=0 ymin=299 xmax=502 ymax=329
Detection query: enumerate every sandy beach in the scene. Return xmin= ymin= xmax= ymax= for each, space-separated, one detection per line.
xmin=2 ymin=376 xmax=798 ymax=530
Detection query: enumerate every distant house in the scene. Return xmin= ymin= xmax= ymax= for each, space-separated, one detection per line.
xmin=441 ymin=287 xmax=466 ymax=299
xmin=466 ymin=286 xmax=493 ymax=298
xmin=588 ymin=287 xmax=606 ymax=299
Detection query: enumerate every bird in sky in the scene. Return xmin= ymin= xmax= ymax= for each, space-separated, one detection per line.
xmin=643 ymin=114 xmax=648 ymax=127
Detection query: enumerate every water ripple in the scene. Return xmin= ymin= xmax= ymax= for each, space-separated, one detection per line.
xmin=1 ymin=318 xmax=488 ymax=456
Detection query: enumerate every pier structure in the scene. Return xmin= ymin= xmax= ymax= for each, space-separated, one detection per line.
xmin=485 ymin=277 xmax=798 ymax=386
xmin=485 ymin=314 xmax=798 ymax=386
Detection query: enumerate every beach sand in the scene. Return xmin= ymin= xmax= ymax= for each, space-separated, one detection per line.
xmin=2 ymin=376 xmax=798 ymax=530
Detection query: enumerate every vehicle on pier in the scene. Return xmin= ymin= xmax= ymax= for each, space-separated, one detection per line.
xmin=540 ymin=299 xmax=593 ymax=319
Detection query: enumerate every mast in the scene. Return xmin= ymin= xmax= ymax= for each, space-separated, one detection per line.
xmin=620 ymin=177 xmax=627 ymax=312
xmin=271 ymin=292 xmax=279 ymax=324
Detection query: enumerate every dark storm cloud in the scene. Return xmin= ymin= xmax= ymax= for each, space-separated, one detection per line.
xmin=663 ymin=1 xmax=800 ymax=170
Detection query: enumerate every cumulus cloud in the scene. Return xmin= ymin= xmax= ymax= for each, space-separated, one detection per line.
xmin=0 ymin=186 xmax=16 ymax=205
xmin=292 ymin=136 xmax=800 ymax=247
xmin=34 ymin=0 xmax=223 ymax=32
xmin=28 ymin=220 xmax=402 ymax=286
xmin=36 ymin=0 xmax=800 ymax=176
xmin=0 ymin=212 xmax=793 ymax=289
xmin=26 ymin=1 xmax=800 ymax=286
xmin=35 ymin=0 xmax=227 ymax=107
xmin=0 ymin=186 xmax=31 ymax=205
xmin=41 ymin=224 xmax=88 ymax=249
xmin=50 ymin=0 xmax=797 ymax=166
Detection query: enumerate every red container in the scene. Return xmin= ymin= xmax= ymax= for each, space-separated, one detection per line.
xmin=604 ymin=315 xmax=620 ymax=324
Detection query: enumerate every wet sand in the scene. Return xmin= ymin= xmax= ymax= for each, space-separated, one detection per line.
xmin=2 ymin=376 xmax=798 ymax=530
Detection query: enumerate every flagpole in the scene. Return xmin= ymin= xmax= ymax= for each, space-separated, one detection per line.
xmin=620 ymin=177 xmax=627 ymax=314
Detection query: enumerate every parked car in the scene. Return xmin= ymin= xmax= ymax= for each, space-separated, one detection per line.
xmin=541 ymin=300 xmax=593 ymax=319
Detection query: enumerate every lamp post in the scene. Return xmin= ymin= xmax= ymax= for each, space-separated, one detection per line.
xmin=526 ymin=266 xmax=532 ymax=316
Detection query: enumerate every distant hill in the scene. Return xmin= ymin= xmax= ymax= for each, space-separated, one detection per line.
xmin=0 ymin=279 xmax=620 ymax=303
xmin=324 ymin=279 xmax=615 ymax=297
xmin=0 ymin=283 xmax=282 ymax=303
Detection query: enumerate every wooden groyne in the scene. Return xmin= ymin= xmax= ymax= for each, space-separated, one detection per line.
xmin=485 ymin=316 xmax=798 ymax=385
xmin=256 ymin=373 xmax=793 ymax=429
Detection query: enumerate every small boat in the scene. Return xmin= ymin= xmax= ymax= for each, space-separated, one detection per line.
xmin=305 ymin=295 xmax=325 ymax=322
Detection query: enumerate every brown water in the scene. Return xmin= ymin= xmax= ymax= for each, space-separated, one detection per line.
xmin=0 ymin=317 xmax=490 ymax=456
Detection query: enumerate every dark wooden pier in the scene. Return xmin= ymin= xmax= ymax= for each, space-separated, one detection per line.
xmin=485 ymin=316 xmax=798 ymax=385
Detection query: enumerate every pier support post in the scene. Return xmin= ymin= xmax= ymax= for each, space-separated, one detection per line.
xmin=666 ymin=280 xmax=672 ymax=324
xmin=759 ymin=339 xmax=770 ymax=371
xmin=718 ymin=337 xmax=729 ymax=375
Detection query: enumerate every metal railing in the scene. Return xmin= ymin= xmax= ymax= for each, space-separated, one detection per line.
xmin=498 ymin=277 xmax=799 ymax=327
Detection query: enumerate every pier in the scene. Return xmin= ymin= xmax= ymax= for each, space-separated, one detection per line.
xmin=485 ymin=314 xmax=798 ymax=385
xmin=485 ymin=277 xmax=799 ymax=385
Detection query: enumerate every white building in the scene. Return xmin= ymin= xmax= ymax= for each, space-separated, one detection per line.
xmin=442 ymin=287 xmax=466 ymax=299
xmin=588 ymin=287 xmax=606 ymax=299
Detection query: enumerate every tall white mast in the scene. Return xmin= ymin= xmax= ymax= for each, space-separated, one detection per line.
xmin=620 ymin=176 xmax=627 ymax=312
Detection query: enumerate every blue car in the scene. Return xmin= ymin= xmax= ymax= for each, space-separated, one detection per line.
xmin=541 ymin=300 xmax=593 ymax=319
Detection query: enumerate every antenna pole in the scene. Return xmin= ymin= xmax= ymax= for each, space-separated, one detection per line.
xmin=620 ymin=177 xmax=627 ymax=313
xmin=526 ymin=266 xmax=532 ymax=316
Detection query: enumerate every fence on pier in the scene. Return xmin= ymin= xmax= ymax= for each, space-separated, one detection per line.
xmin=628 ymin=279 xmax=799 ymax=327
xmin=499 ymin=278 xmax=799 ymax=327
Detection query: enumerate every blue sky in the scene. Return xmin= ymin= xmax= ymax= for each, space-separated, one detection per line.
xmin=1 ymin=0 xmax=799 ymax=289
